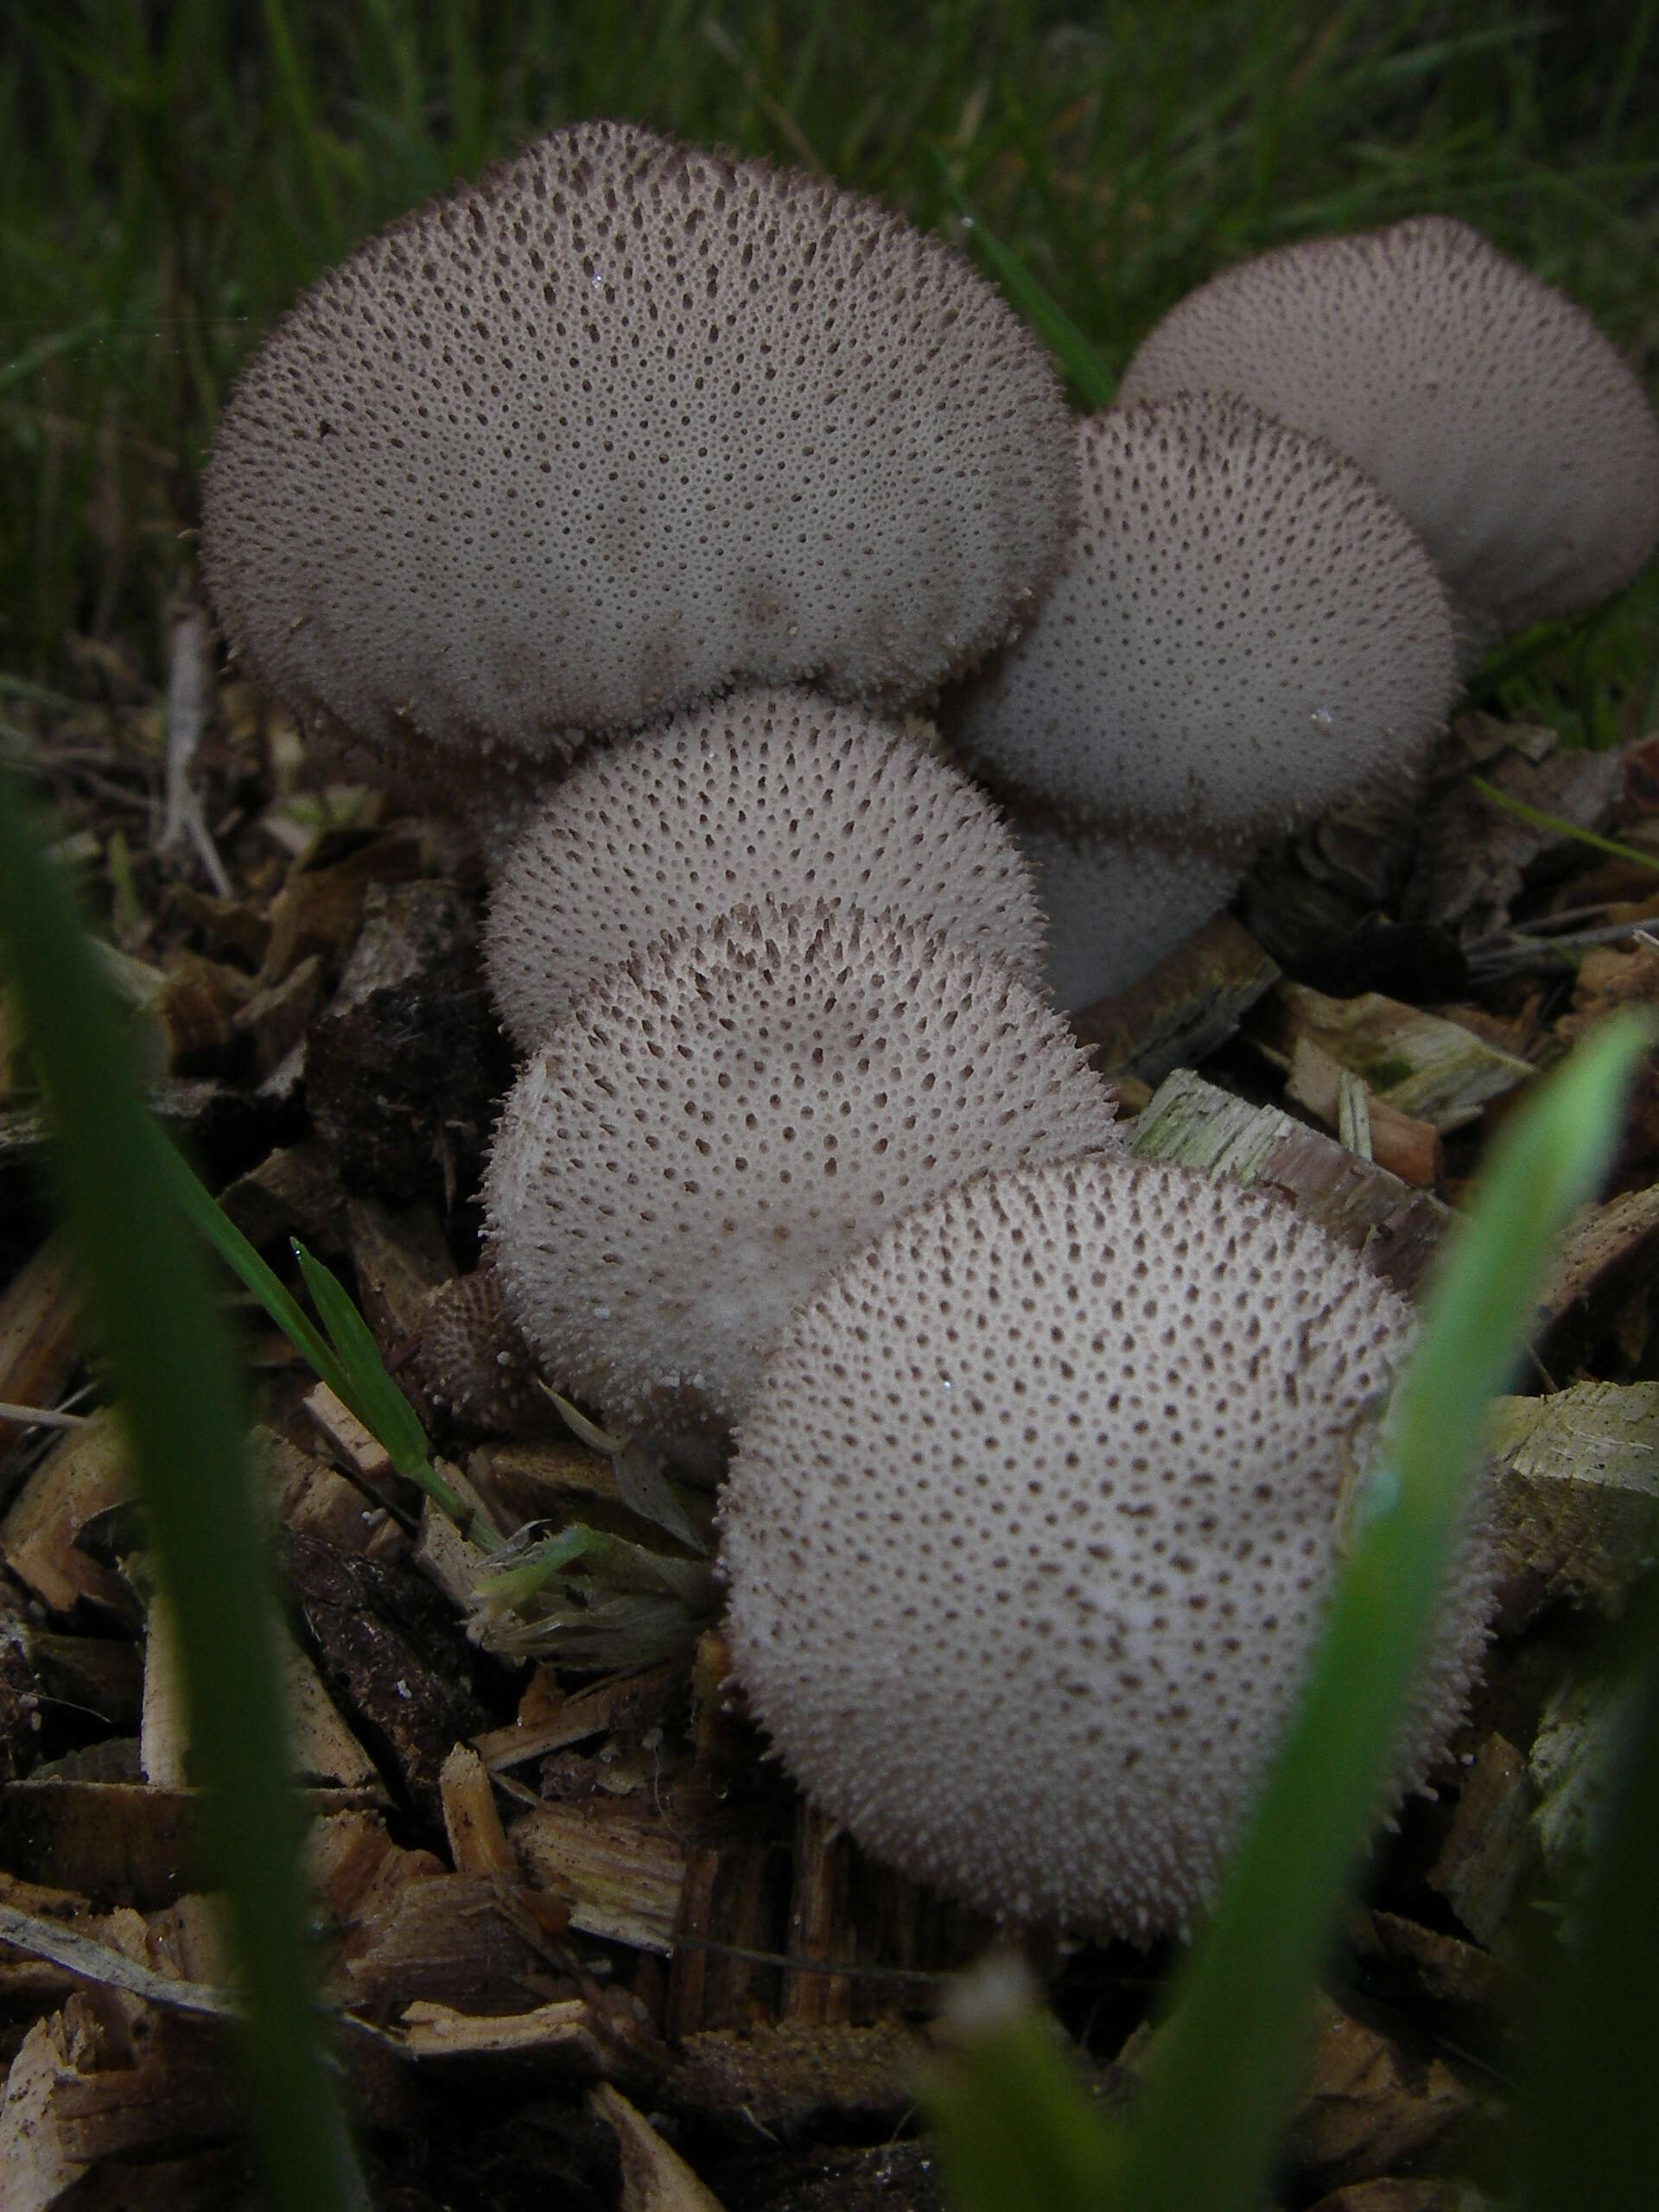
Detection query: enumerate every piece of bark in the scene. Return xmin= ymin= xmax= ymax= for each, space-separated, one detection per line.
xmin=671 ymin=2018 xmax=931 ymax=2140
xmin=1426 ymin=1734 xmax=1537 ymax=1946
xmin=440 ymin=1742 xmax=516 ymax=1876
xmin=0 ymin=1238 xmax=81 ymax=1471
xmin=1348 ymin=1910 xmax=1510 ymax=2016
xmin=1073 ymin=915 xmax=1280 ymax=1087
xmin=260 ymin=824 xmax=430 ymax=984
xmin=782 ymin=1802 xmax=857 ymax=2026
xmin=1529 ymin=1185 xmax=1659 ymax=1375
xmin=511 ymin=1800 xmax=689 ymax=1954
xmin=1253 ymin=982 xmax=1533 ymax=1132
xmin=305 ymin=879 xmax=509 ymax=1203
xmin=1128 ymin=1068 xmax=1451 ymax=1301
xmin=346 ymin=1194 xmax=456 ymax=1352
xmin=0 ymin=1411 xmax=135 ymax=1624
xmin=283 ymin=1530 xmax=496 ymax=1824
xmin=0 ymin=1779 xmax=380 ymax=1910
xmin=663 ymin=1838 xmax=778 ymax=2037
xmin=215 ymin=1139 xmax=346 ymax=1253
xmin=594 ymin=2080 xmax=729 ymax=2212
xmin=1287 ymin=1994 xmax=1478 ymax=2194
xmin=1485 ymin=1382 xmax=1659 ymax=1630
xmin=327 ymin=1867 xmax=569 ymax=2019
xmin=1285 ymin=1036 xmax=1443 ymax=1189
xmin=229 ymin=951 xmax=326 ymax=1082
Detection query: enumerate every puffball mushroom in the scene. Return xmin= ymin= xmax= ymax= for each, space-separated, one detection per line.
xmin=947 ymin=396 xmax=1458 ymax=857
xmin=483 ymin=686 xmax=1048 ymax=1051
xmin=721 ymin=1155 xmax=1492 ymax=1939
xmin=1008 ymin=812 xmax=1241 ymax=1012
xmin=1119 ymin=215 xmax=1659 ymax=664
xmin=200 ymin=118 xmax=1075 ymax=771
xmin=483 ymin=903 xmax=1122 ymax=1446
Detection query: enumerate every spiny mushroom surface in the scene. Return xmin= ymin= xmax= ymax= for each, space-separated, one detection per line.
xmin=721 ymin=1155 xmax=1491 ymax=1938
xmin=947 ymin=397 xmax=1457 ymax=855
xmin=1118 ymin=215 xmax=1659 ymax=662
xmin=201 ymin=119 xmax=1075 ymax=766
xmin=1008 ymin=813 xmax=1241 ymax=1011
xmin=483 ymin=904 xmax=1122 ymax=1445
xmin=483 ymin=687 xmax=1046 ymax=1050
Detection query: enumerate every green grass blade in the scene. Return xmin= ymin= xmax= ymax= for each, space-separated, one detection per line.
xmin=1471 ymin=776 xmax=1659 ymax=874
xmin=289 ymin=1237 xmax=434 ymax=1476
xmin=930 ymin=156 xmax=1116 ymax=409
xmin=0 ymin=769 xmax=369 ymax=2212
xmin=1108 ymin=1011 xmax=1652 ymax=2212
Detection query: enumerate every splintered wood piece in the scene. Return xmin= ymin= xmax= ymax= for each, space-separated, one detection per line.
xmin=1254 ymin=982 xmax=1533 ymax=1132
xmin=475 ymin=1662 xmax=683 ymax=1774
xmin=399 ymin=1996 xmax=609 ymax=2069
xmin=1486 ymin=1382 xmax=1659 ymax=1630
xmin=415 ymin=1484 xmax=499 ymax=1610
xmin=671 ymin=2018 xmax=931 ymax=2137
xmin=150 ymin=954 xmax=252 ymax=1076
xmin=439 ymin=1743 xmax=515 ymax=1875
xmin=259 ymin=826 xmax=429 ymax=984
xmin=216 ymin=1140 xmax=346 ymax=1253
xmin=591 ymin=2081 xmax=728 ymax=2212
xmin=0 ymin=1238 xmax=81 ymax=1466
xmin=510 ymin=1801 xmax=688 ymax=1954
xmin=303 ymin=1382 xmax=393 ymax=1481
xmin=1426 ymin=1734 xmax=1537 ymax=1947
xmin=327 ymin=1868 xmax=567 ymax=2018
xmin=0 ymin=1900 xmax=235 ymax=2021
xmin=1529 ymin=1664 xmax=1638 ymax=1889
xmin=1285 ymin=1035 xmax=1443 ymax=1190
xmin=1129 ymin=1068 xmax=1450 ymax=1300
xmin=662 ymin=1840 xmax=775 ymax=2038
xmin=1072 ymin=915 xmax=1280 ymax=1087
xmin=257 ymin=1426 xmax=385 ymax=1554
xmin=1529 ymin=1185 xmax=1659 ymax=1373
xmin=1349 ymin=1910 xmax=1509 ymax=2015
xmin=230 ymin=953 xmax=325 ymax=1082
xmin=0 ymin=1409 xmax=135 ymax=1622
xmin=782 ymin=1801 xmax=857 ymax=2024
xmin=1288 ymin=1995 xmax=1478 ymax=2194
xmin=346 ymin=1195 xmax=456 ymax=1351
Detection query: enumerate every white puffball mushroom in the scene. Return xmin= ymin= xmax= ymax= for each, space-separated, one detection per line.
xmin=1119 ymin=215 xmax=1659 ymax=665
xmin=483 ymin=686 xmax=1046 ymax=1052
xmin=482 ymin=903 xmax=1122 ymax=1446
xmin=1008 ymin=812 xmax=1241 ymax=1012
xmin=721 ymin=1155 xmax=1491 ymax=1939
xmin=201 ymin=119 xmax=1075 ymax=769
xmin=948 ymin=397 xmax=1458 ymax=857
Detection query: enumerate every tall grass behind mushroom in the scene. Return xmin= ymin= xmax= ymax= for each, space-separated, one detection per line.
xmin=4 ymin=3 xmax=1656 ymax=740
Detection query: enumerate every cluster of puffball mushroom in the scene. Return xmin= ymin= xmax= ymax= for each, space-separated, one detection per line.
xmin=195 ymin=118 xmax=1656 ymax=1940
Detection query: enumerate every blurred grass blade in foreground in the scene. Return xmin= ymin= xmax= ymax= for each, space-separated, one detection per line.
xmin=928 ymin=1011 xmax=1652 ymax=2212
xmin=0 ymin=770 xmax=370 ymax=2212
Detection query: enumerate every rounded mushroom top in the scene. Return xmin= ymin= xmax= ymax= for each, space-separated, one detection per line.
xmin=482 ymin=903 xmax=1122 ymax=1442
xmin=721 ymin=1154 xmax=1490 ymax=1937
xmin=948 ymin=397 xmax=1457 ymax=852
xmin=1118 ymin=215 xmax=1659 ymax=655
xmin=201 ymin=119 xmax=1075 ymax=764
xmin=482 ymin=686 xmax=1047 ymax=1050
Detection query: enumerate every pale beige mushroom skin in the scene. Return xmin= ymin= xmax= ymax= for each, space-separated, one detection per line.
xmin=721 ymin=1155 xmax=1491 ymax=1939
xmin=482 ymin=687 xmax=1047 ymax=1051
xmin=201 ymin=119 xmax=1075 ymax=767
xmin=1120 ymin=215 xmax=1659 ymax=664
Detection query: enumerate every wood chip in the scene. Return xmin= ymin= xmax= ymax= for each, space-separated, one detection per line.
xmin=671 ymin=2018 xmax=930 ymax=2136
xmin=1530 ymin=1185 xmax=1659 ymax=1373
xmin=511 ymin=1801 xmax=688 ymax=1954
xmin=1128 ymin=1068 xmax=1450 ymax=1301
xmin=1072 ymin=915 xmax=1280 ymax=1087
xmin=592 ymin=2080 xmax=728 ymax=2212
xmin=398 ymin=1995 xmax=610 ymax=2069
xmin=1253 ymin=981 xmax=1533 ymax=1132
xmin=1486 ymin=1382 xmax=1659 ymax=1630
xmin=1285 ymin=1035 xmax=1443 ymax=1189
xmin=1426 ymin=1733 xmax=1537 ymax=1947
xmin=0 ymin=1238 xmax=82 ymax=1468
xmin=1289 ymin=1994 xmax=1478 ymax=2194
xmin=439 ymin=1743 xmax=515 ymax=1876
xmin=0 ymin=1410 xmax=135 ymax=1623
xmin=215 ymin=1141 xmax=346 ymax=1252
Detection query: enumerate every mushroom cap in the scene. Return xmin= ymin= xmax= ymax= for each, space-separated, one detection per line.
xmin=947 ymin=398 xmax=1457 ymax=853
xmin=1118 ymin=216 xmax=1659 ymax=656
xmin=482 ymin=903 xmax=1122 ymax=1442
xmin=201 ymin=119 xmax=1075 ymax=765
xmin=721 ymin=1154 xmax=1490 ymax=1938
xmin=1008 ymin=811 xmax=1240 ymax=1011
xmin=483 ymin=687 xmax=1047 ymax=1052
